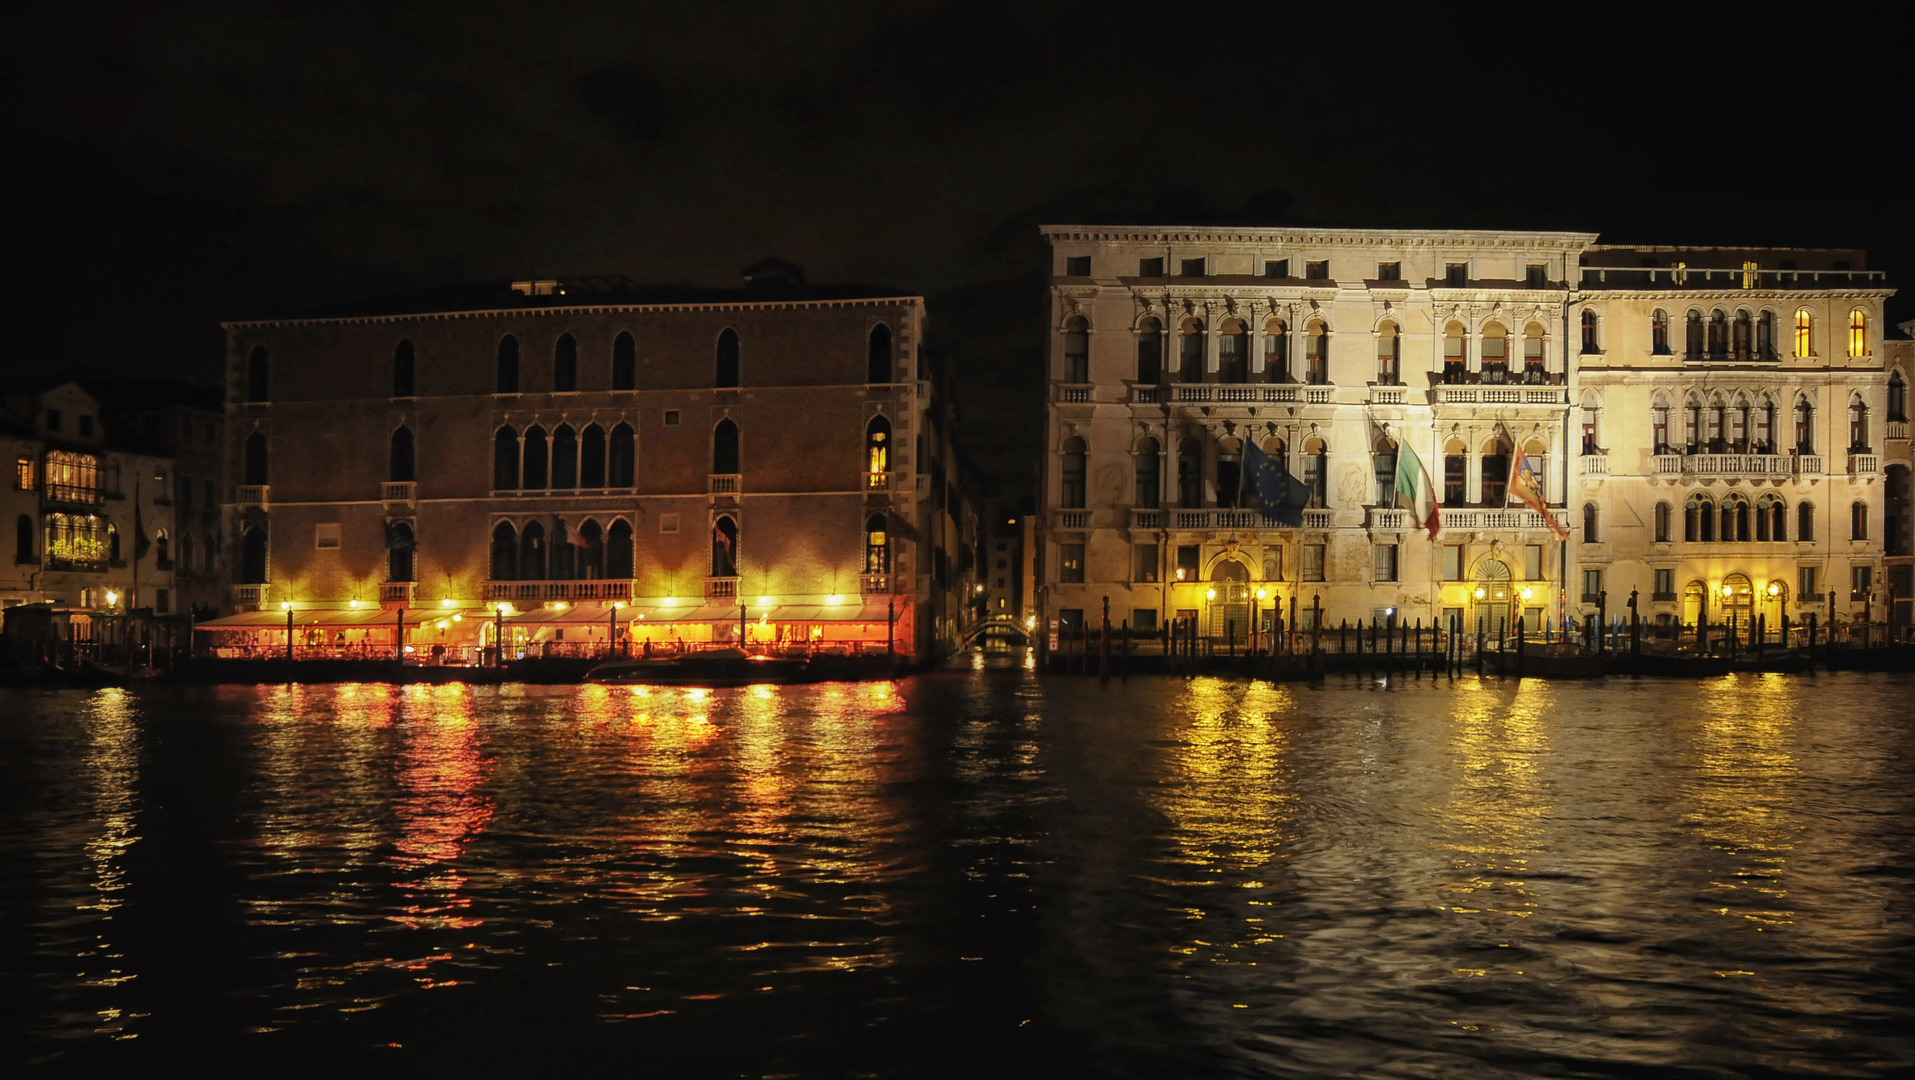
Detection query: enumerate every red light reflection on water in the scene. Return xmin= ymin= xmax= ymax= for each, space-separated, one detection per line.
xmin=390 ymin=683 xmax=493 ymax=931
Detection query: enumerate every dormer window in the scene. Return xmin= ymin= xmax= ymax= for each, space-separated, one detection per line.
xmin=46 ymin=409 xmax=62 ymax=432
xmin=1305 ymin=261 xmax=1329 ymax=280
xmin=1376 ymin=262 xmax=1401 ymax=281
xmin=1181 ymin=257 xmax=1206 ymax=277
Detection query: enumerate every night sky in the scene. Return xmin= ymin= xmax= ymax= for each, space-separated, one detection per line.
xmin=6 ymin=3 xmax=1908 ymax=488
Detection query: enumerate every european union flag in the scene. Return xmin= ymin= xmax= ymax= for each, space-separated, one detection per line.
xmin=1239 ymin=440 xmax=1310 ymax=526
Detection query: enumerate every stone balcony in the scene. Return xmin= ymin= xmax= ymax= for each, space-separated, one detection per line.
xmin=380 ymin=481 xmax=416 ymax=505
xmin=1440 ymin=508 xmax=1568 ymax=532
xmin=234 ymin=484 xmax=270 ymax=508
xmin=483 ymin=579 xmax=635 ymax=603
xmin=1849 ymin=452 xmax=1879 ymax=476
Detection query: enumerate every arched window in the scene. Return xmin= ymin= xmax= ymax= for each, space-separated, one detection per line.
xmin=1481 ymin=323 xmax=1508 ymax=383
xmin=580 ymin=424 xmax=606 ymax=487
xmin=552 ymin=520 xmax=576 ymax=580
xmin=1179 ymin=319 xmax=1204 ymax=383
xmin=1582 ymin=502 xmax=1600 ymax=542
xmin=1651 ymin=393 xmax=1673 ymax=454
xmin=1444 ymin=440 xmax=1467 ymax=505
xmin=1372 ymin=436 xmax=1397 ymax=505
xmin=1705 ymin=395 xmax=1727 ymax=452
xmin=490 ymin=522 xmax=518 ymax=580
xmin=1443 ymin=322 xmax=1466 ymax=383
xmin=243 ymin=431 xmax=269 ymax=486
xmin=577 ymin=519 xmax=604 ymax=580
xmin=497 ymin=335 xmax=520 ymax=393
xmin=868 ymin=323 xmax=893 ymax=383
xmin=1216 ymin=438 xmax=1243 ymax=509
xmin=711 ymin=515 xmax=739 ymax=577
xmin=1580 ymin=390 xmax=1603 ymax=454
xmin=1134 ymin=437 xmax=1160 ymax=509
xmin=1062 ymin=317 xmax=1090 ymax=383
xmin=611 ymin=331 xmax=636 ymax=390
xmin=1375 ymin=322 xmax=1400 ymax=385
xmin=1523 ymin=322 xmax=1546 ymax=381
xmin=1729 ymin=394 xmax=1750 ymax=451
xmin=520 ymin=521 xmax=546 ymax=580
xmin=388 ymin=522 xmax=415 ymax=583
xmin=1651 ymin=310 xmax=1670 ymax=355
xmin=154 ymin=528 xmax=169 ymax=567
xmin=1685 ymin=310 xmax=1704 ymax=359
xmin=1178 ymin=437 xmax=1203 ymax=508
xmin=245 ymin=345 xmax=270 ymax=402
xmin=1732 ymin=310 xmax=1752 ymax=361
xmin=1219 ymin=319 xmax=1248 ymax=383
xmin=606 ymin=520 xmax=633 ymax=579
xmin=1756 ymin=494 xmax=1786 ymax=542
xmin=712 ymin=418 xmax=739 ymax=475
xmin=1580 ymin=309 xmax=1599 ymax=354
xmin=1707 ymin=310 xmax=1727 ymax=357
xmin=1137 ymin=318 xmax=1164 ymax=383
xmin=609 ymin=423 xmax=635 ymax=487
xmin=1262 ymin=318 xmax=1287 ymax=383
xmin=1756 ymin=310 xmax=1775 ymax=360
xmin=1303 ymin=438 xmax=1328 ymax=507
xmin=389 ymin=426 xmax=414 ymax=483
xmin=1852 ymin=501 xmax=1869 ymax=540
xmin=1794 ymin=395 xmax=1815 ymax=454
xmin=1654 ymin=501 xmax=1672 ymax=542
xmin=866 ymin=415 xmax=891 ymax=476
xmin=550 ymin=424 xmax=578 ymax=489
xmin=1794 ymin=310 xmax=1815 ymax=357
xmin=522 ymin=425 xmax=549 ymax=489
xmin=1685 ymin=495 xmax=1713 ymax=542
xmin=1849 ymin=395 xmax=1870 ymax=452
xmin=1722 ymin=494 xmax=1750 ymax=542
xmin=1849 ymin=309 xmax=1869 ymax=357
xmin=1798 ymin=502 xmax=1816 ymax=541
xmin=1480 ymin=439 xmax=1510 ymax=505
xmin=240 ymin=525 xmax=267 ymax=584
xmin=1754 ymin=395 xmax=1776 ymax=452
xmin=554 ymin=333 xmax=578 ymax=392
xmin=1060 ymin=436 xmax=1086 ymax=509
xmin=15 ymin=513 xmax=31 ymax=564
xmin=1891 ymin=372 xmax=1909 ymax=423
xmin=1304 ymin=321 xmax=1329 ymax=384
xmin=392 ymin=339 xmax=415 ymax=397
xmin=864 ymin=514 xmax=889 ymax=573
xmin=715 ymin=328 xmax=740 ymax=387
xmin=493 ymin=427 xmax=519 ymax=489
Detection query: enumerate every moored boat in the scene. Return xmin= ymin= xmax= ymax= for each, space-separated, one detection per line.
xmin=584 ymin=648 xmax=811 ymax=686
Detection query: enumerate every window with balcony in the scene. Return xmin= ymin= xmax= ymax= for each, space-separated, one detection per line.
xmin=1219 ymin=319 xmax=1248 ymax=383
xmin=1481 ymin=323 xmax=1508 ymax=383
xmin=389 ymin=426 xmax=414 ymax=483
xmin=1523 ymin=323 xmax=1546 ymax=381
xmin=1215 ymin=450 xmax=1241 ymax=509
xmin=1891 ymin=372 xmax=1908 ymax=422
xmin=612 ymin=331 xmax=636 ymax=390
xmin=712 ymin=515 xmax=739 ymax=577
xmin=1372 ymin=438 xmax=1396 ymax=505
xmin=1443 ymin=322 xmax=1466 ymax=383
xmin=1136 ymin=319 xmax=1163 ymax=383
xmin=1177 ymin=438 xmax=1202 ymax=508
xmin=1375 ymin=321 xmax=1400 ymax=385
xmin=1304 ymin=321 xmax=1329 ymax=384
xmin=1480 ymin=445 xmax=1509 ymax=506
xmin=1685 ymin=310 xmax=1704 ymax=359
xmin=1794 ymin=396 xmax=1815 ymax=454
xmin=865 ymin=514 xmax=889 ymax=573
xmin=1444 ymin=451 xmax=1466 ymax=506
xmin=1849 ymin=395 xmax=1870 ymax=452
xmin=1134 ymin=438 xmax=1160 ymax=509
xmin=607 ymin=520 xmax=633 ymax=578
xmin=44 ymin=450 xmax=102 ymax=505
xmin=388 ymin=522 xmax=415 ymax=583
xmin=1263 ymin=319 xmax=1288 ymax=383
xmin=1303 ymin=442 xmax=1327 ymax=508
xmin=44 ymin=513 xmax=110 ymax=570
xmin=245 ymin=346 xmax=270 ymax=402
xmin=1063 ymin=317 xmax=1089 ymax=382
xmin=716 ymin=328 xmax=740 ymax=387
xmin=1651 ymin=399 xmax=1672 ymax=454
xmin=867 ymin=415 xmax=891 ymax=477
xmin=241 ymin=525 xmax=267 ymax=584
xmin=1060 ymin=437 xmax=1086 ymax=509
xmin=1177 ymin=319 xmax=1205 ymax=383
xmin=392 ymin=339 xmax=415 ymax=397
xmin=713 ymin=418 xmax=740 ymax=475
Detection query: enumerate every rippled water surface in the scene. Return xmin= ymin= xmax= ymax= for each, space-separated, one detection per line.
xmin=3 ymin=671 xmax=1913 ymax=1076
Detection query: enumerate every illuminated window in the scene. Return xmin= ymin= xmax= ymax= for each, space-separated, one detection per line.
xmin=1442 ymin=322 xmax=1466 ymax=383
xmin=1741 ymin=260 xmax=1759 ymax=289
xmin=1794 ymin=310 xmax=1814 ymax=357
xmin=13 ymin=456 xmax=31 ymax=491
xmin=1481 ymin=323 xmax=1508 ymax=383
xmin=1849 ymin=309 xmax=1869 ymax=357
xmin=1523 ymin=323 xmax=1545 ymax=379
xmin=865 ymin=514 xmax=890 ymax=573
xmin=867 ymin=415 xmax=891 ymax=476
xmin=43 ymin=451 xmax=102 ymax=505
xmin=1059 ymin=543 xmax=1085 ymax=583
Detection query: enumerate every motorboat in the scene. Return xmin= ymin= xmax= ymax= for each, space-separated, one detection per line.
xmin=584 ymin=648 xmax=811 ymax=686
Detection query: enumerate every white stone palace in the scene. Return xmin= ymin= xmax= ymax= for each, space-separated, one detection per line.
xmin=1037 ymin=226 xmax=1901 ymax=644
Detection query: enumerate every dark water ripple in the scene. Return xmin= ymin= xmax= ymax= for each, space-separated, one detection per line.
xmin=2 ymin=670 xmax=1912 ymax=1077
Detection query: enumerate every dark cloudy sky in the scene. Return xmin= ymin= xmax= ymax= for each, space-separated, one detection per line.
xmin=4 ymin=2 xmax=1908 ymax=484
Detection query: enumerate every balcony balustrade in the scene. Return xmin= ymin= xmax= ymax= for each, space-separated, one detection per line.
xmin=1849 ymin=453 xmax=1879 ymax=476
xmin=234 ymin=484 xmax=270 ymax=507
xmin=709 ymin=474 xmax=740 ymax=495
xmin=1888 ymin=420 xmax=1909 ymax=440
xmin=1056 ymin=509 xmax=1091 ymax=530
xmin=1368 ymin=387 xmax=1406 ymax=405
xmin=1687 ymin=454 xmax=1793 ymax=478
xmin=1129 ymin=384 xmax=1164 ymax=404
xmin=1301 ymin=509 xmax=1334 ymax=529
xmin=1057 ymin=384 xmax=1092 ymax=403
xmin=865 ymin=471 xmax=898 ymax=491
xmin=1580 ymin=454 xmax=1609 ymax=476
xmin=483 ymin=579 xmax=635 ymax=603
xmin=861 ymin=573 xmax=892 ymax=594
xmin=380 ymin=481 xmax=416 ymax=504
xmin=1366 ymin=508 xmax=1408 ymax=530
xmin=1652 ymin=454 xmax=1684 ymax=475
xmin=1130 ymin=509 xmax=1163 ymax=529
xmin=1793 ymin=454 xmax=1824 ymax=476
xmin=231 ymin=583 xmax=269 ymax=607
xmin=379 ymin=581 xmax=416 ymax=604
xmin=706 ymin=577 xmax=738 ymax=599
xmin=1440 ymin=508 xmax=1566 ymax=531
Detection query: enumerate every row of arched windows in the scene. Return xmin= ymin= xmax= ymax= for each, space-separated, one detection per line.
xmin=1640 ymin=387 xmax=1884 ymax=456
xmin=1591 ymin=495 xmax=1864 ymax=544
xmin=1627 ymin=307 xmax=1873 ymax=361
xmin=492 ymin=423 xmax=637 ymax=490
xmin=242 ymin=323 xmax=900 ymax=403
xmin=489 ymin=519 xmax=636 ymax=581
xmin=1064 ymin=434 xmax=1333 ymax=511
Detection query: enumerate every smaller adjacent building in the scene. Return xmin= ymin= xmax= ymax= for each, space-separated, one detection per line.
xmin=1886 ymin=326 xmax=1914 ymax=634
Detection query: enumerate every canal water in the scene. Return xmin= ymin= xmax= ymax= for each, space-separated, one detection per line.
xmin=3 ymin=670 xmax=1912 ymax=1077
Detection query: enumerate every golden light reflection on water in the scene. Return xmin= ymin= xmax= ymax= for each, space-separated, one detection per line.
xmin=1685 ymin=675 xmax=1800 ymax=930
xmin=1431 ymin=680 xmax=1556 ymax=920
xmin=390 ymin=682 xmax=492 ymax=931
xmin=75 ymin=689 xmax=142 ymax=1039
xmin=1155 ymin=678 xmax=1298 ymax=879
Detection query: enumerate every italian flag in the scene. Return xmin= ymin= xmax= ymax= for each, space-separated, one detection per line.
xmin=1394 ymin=438 xmax=1442 ymax=539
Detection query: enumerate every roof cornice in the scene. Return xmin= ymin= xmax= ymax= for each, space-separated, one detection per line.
xmin=1039 ymin=225 xmax=1600 ymax=249
xmin=222 ymin=294 xmax=925 ymax=331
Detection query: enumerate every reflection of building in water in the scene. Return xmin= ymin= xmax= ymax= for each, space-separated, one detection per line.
xmin=1037 ymin=227 xmax=1901 ymax=643
xmin=213 ymin=263 xmax=979 ymax=660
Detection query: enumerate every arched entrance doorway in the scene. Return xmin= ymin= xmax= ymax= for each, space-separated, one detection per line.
xmin=1683 ymin=579 xmax=1708 ymax=631
xmin=1762 ymin=579 xmax=1789 ymax=641
xmin=1722 ymin=572 xmax=1754 ymax=643
xmin=1469 ymin=558 xmax=1513 ymax=638
xmin=1208 ymin=559 xmax=1251 ymax=640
